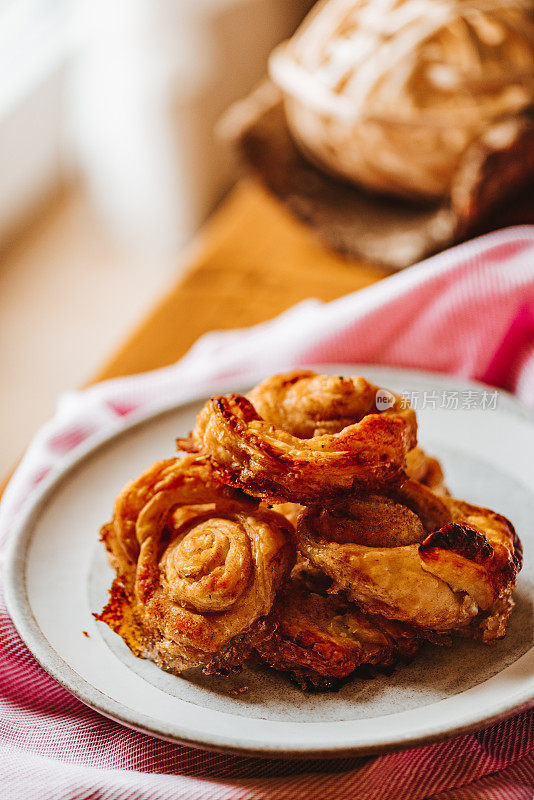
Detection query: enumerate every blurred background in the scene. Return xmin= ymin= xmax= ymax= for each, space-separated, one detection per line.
xmin=0 ymin=0 xmax=314 ymax=475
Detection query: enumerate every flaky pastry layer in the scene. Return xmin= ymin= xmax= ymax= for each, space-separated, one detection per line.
xmin=256 ymin=558 xmax=420 ymax=690
xmin=179 ymin=371 xmax=417 ymax=503
xmin=297 ymin=479 xmax=522 ymax=640
xmin=97 ymin=454 xmax=295 ymax=674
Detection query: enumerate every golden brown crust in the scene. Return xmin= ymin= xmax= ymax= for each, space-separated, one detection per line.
xmin=179 ymin=371 xmax=417 ymax=503
xmin=256 ymin=559 xmax=420 ymax=688
xmin=405 ymin=446 xmax=449 ymax=495
xmin=297 ymin=480 xmax=521 ymax=639
xmin=452 ymin=114 xmax=534 ymax=236
xmin=247 ymin=370 xmax=384 ymax=438
xmin=97 ymin=454 xmax=295 ymax=674
xmin=248 ymin=372 xmax=446 ymax=492
xmin=271 ymin=0 xmax=534 ymax=204
xmin=419 ymin=502 xmax=522 ymax=613
xmin=98 ymin=369 xmax=521 ymax=691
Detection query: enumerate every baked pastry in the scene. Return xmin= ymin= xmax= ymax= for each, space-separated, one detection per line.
xmin=97 ymin=454 xmax=295 ymax=674
xmin=265 ymin=445 xmax=447 ymax=531
xmin=248 ymin=370 xmax=447 ymax=493
xmin=269 ymin=0 xmax=534 ymax=203
xmin=267 ymin=502 xmax=306 ymax=529
xmin=178 ymin=373 xmax=417 ymax=503
xmin=297 ymin=479 xmax=522 ymax=641
xmin=97 ymin=370 xmax=521 ymax=694
xmin=256 ymin=558 xmax=421 ymax=690
xmin=406 ymin=446 xmax=448 ymax=495
xmin=247 ymin=369 xmax=396 ymax=438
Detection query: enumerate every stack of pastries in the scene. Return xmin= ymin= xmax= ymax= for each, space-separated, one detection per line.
xmin=98 ymin=371 xmax=523 ymax=691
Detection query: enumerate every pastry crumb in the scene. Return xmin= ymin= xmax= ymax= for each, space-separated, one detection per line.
xmin=229 ymin=686 xmax=249 ymax=696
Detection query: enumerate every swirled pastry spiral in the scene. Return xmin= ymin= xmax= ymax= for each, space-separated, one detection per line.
xmin=98 ymin=455 xmax=295 ymax=674
xmin=248 ymin=370 xmax=446 ymax=495
xmin=297 ymin=480 xmax=522 ymax=640
xmin=247 ymin=370 xmax=397 ymax=438
xmin=256 ymin=558 xmax=421 ymax=690
xmin=179 ymin=372 xmax=417 ymax=503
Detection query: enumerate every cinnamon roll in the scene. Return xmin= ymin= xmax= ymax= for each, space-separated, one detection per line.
xmin=297 ymin=480 xmax=521 ymax=641
xmin=250 ymin=372 xmax=447 ymax=505
xmin=264 ymin=453 xmax=446 ymax=530
xmin=248 ymin=371 xmax=447 ymax=494
xmin=97 ymin=454 xmax=295 ymax=674
xmin=179 ymin=372 xmax=417 ymax=503
xmin=247 ymin=370 xmax=394 ymax=438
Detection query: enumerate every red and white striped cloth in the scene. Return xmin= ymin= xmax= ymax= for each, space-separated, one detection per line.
xmin=2 ymin=226 xmax=534 ymax=799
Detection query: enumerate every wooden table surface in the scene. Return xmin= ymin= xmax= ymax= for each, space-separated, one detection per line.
xmin=93 ymin=179 xmax=388 ymax=382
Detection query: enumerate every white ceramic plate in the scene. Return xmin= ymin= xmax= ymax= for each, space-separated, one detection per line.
xmin=4 ymin=365 xmax=534 ymax=758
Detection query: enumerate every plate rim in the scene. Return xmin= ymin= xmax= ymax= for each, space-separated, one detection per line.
xmin=3 ymin=363 xmax=534 ymax=759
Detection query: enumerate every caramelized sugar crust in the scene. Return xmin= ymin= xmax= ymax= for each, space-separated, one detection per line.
xmin=98 ymin=371 xmax=523 ymax=693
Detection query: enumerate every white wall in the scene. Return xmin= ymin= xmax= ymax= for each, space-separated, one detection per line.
xmin=68 ymin=0 xmax=314 ymax=260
